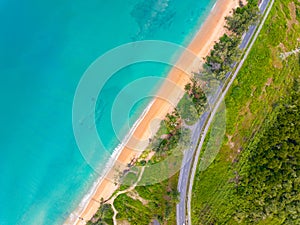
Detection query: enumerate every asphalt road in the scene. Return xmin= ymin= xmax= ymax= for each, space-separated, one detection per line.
xmin=176 ymin=0 xmax=272 ymax=224
xmin=176 ymin=113 xmax=209 ymax=225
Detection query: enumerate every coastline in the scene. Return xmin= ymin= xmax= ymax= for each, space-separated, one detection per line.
xmin=67 ymin=0 xmax=241 ymax=224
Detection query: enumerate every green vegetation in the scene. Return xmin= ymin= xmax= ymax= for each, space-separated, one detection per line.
xmin=178 ymin=78 xmax=207 ymax=125
xmin=88 ymin=107 xmax=188 ymax=225
xmin=177 ymin=0 xmax=261 ymax=126
xmin=180 ymin=0 xmax=259 ymax=124
xmin=235 ymin=82 xmax=300 ymax=224
xmin=114 ymin=174 xmax=179 ymax=225
xmin=192 ymin=0 xmax=300 ymax=224
xmin=88 ymin=204 xmax=114 ymax=225
xmin=151 ymin=110 xmax=185 ymax=152
xmin=184 ymin=78 xmax=207 ymax=114
xmin=177 ymin=93 xmax=200 ymax=125
xmin=199 ymin=0 xmax=259 ymax=82
xmin=225 ymin=0 xmax=260 ymax=36
xmin=110 ymin=109 xmax=186 ymax=224
xmin=179 ymin=0 xmax=260 ymax=124
xmin=204 ymin=34 xmax=241 ymax=81
xmin=89 ymin=0 xmax=299 ymax=225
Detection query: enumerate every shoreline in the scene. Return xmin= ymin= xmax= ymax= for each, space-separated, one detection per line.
xmin=66 ymin=0 xmax=241 ymax=224
xmin=66 ymin=99 xmax=156 ymax=224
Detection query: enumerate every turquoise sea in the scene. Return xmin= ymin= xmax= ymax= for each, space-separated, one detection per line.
xmin=0 ymin=0 xmax=215 ymax=224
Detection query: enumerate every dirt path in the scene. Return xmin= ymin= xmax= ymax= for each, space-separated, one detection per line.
xmin=108 ymin=167 xmax=145 ymax=225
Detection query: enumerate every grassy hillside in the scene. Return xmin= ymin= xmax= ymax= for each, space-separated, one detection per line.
xmin=191 ymin=0 xmax=300 ymax=224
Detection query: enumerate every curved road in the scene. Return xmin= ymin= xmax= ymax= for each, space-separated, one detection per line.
xmin=176 ymin=0 xmax=273 ymax=224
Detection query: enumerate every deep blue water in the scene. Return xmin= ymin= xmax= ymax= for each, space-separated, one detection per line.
xmin=0 ymin=0 xmax=215 ymax=224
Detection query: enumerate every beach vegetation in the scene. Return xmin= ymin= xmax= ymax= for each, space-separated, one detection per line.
xmin=196 ymin=0 xmax=259 ymax=82
xmin=177 ymin=93 xmax=200 ymax=125
xmin=178 ymin=77 xmax=208 ymax=125
xmin=184 ymin=78 xmax=207 ymax=114
xmin=114 ymin=173 xmax=180 ymax=225
xmin=225 ymin=2 xmax=260 ymax=36
xmin=204 ymin=34 xmax=242 ymax=81
xmin=87 ymin=203 xmax=114 ymax=225
xmin=88 ymin=107 xmax=188 ymax=225
xmin=151 ymin=109 xmax=188 ymax=152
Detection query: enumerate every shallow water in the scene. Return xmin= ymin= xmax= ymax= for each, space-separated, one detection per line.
xmin=0 ymin=0 xmax=215 ymax=224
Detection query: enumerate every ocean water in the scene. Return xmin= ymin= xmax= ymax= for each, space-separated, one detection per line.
xmin=0 ymin=0 xmax=216 ymax=224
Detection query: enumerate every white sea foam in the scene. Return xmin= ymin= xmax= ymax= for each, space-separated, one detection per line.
xmin=66 ymin=99 xmax=155 ymax=225
xmin=211 ymin=2 xmax=217 ymax=11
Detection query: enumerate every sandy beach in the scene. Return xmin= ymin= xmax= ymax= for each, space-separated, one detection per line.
xmin=68 ymin=0 xmax=241 ymax=224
